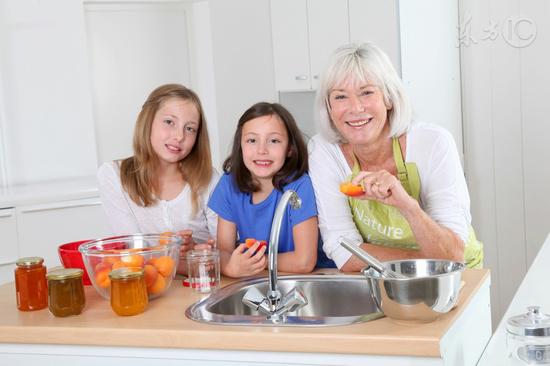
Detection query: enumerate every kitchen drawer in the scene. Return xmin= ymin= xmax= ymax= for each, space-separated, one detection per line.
xmin=16 ymin=198 xmax=110 ymax=268
xmin=0 ymin=208 xmax=18 ymax=267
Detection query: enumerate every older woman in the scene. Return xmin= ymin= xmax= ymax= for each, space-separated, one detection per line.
xmin=309 ymin=42 xmax=483 ymax=271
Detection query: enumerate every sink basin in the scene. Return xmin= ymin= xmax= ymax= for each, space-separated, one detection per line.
xmin=185 ymin=274 xmax=383 ymax=326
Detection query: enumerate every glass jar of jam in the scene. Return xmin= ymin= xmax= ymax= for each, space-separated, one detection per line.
xmin=15 ymin=257 xmax=48 ymax=311
xmin=109 ymin=267 xmax=148 ymax=316
xmin=46 ymin=268 xmax=85 ymax=317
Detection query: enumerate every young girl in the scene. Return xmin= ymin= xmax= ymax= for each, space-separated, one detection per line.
xmin=97 ymin=84 xmax=218 ymax=273
xmin=208 ymin=102 xmax=321 ymax=278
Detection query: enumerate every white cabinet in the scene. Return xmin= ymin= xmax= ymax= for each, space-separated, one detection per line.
xmin=270 ymin=0 xmax=349 ymax=91
xmin=16 ymin=198 xmax=110 ymax=269
xmin=0 ymin=208 xmax=18 ymax=284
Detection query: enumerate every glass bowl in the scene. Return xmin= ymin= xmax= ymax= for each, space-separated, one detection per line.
xmin=78 ymin=233 xmax=181 ymax=300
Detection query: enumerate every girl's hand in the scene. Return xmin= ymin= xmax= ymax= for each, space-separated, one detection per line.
xmin=194 ymin=238 xmax=216 ymax=251
xmin=177 ymin=229 xmax=195 ymax=257
xmin=351 ymin=170 xmax=417 ymax=211
xmin=225 ymin=242 xmax=267 ymax=277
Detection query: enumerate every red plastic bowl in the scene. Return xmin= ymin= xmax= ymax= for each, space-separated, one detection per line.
xmin=58 ymin=240 xmax=93 ymax=285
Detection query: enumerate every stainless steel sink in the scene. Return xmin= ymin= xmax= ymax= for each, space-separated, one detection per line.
xmin=185 ymin=274 xmax=383 ymax=326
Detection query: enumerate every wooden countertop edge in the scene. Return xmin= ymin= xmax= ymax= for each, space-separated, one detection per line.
xmin=0 ymin=326 xmax=441 ymax=356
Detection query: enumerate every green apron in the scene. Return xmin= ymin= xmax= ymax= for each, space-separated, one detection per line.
xmin=347 ymin=138 xmax=484 ymax=269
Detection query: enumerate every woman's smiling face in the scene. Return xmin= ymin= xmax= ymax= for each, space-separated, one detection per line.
xmin=328 ymin=78 xmax=391 ymax=146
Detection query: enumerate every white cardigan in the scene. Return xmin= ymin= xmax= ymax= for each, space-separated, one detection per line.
xmin=308 ymin=123 xmax=471 ymax=269
xmin=97 ymin=161 xmax=219 ymax=243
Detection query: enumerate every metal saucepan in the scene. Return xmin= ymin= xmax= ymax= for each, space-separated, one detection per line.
xmin=362 ymin=259 xmax=465 ymax=323
xmin=339 ymin=237 xmax=407 ymax=279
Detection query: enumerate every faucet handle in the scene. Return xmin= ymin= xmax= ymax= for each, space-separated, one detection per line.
xmin=242 ymin=287 xmax=271 ymax=315
xmin=277 ymin=287 xmax=308 ymax=315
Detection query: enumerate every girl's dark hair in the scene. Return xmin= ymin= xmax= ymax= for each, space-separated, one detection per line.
xmin=223 ymin=102 xmax=308 ymax=192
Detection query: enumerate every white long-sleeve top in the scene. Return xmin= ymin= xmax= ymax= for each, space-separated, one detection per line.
xmin=308 ymin=123 xmax=472 ymax=269
xmin=97 ymin=161 xmax=219 ymax=242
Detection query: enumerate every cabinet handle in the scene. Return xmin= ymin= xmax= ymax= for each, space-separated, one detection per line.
xmin=0 ymin=208 xmax=15 ymax=218
xmin=19 ymin=199 xmax=102 ymax=213
xmin=313 ymin=75 xmax=319 ymax=80
xmin=295 ymin=75 xmax=308 ymax=81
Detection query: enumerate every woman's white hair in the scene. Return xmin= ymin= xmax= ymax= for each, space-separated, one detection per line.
xmin=315 ymin=42 xmax=412 ymax=143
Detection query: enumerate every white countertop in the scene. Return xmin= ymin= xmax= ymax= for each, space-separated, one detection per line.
xmin=477 ymin=232 xmax=550 ymax=365
xmin=0 ymin=176 xmax=99 ymax=208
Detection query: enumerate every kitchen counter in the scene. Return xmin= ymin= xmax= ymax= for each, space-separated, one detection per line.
xmin=0 ymin=269 xmax=491 ymax=365
xmin=477 ymin=233 xmax=550 ymax=365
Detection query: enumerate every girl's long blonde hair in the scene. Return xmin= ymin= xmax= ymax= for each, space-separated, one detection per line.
xmin=119 ymin=84 xmax=212 ymax=215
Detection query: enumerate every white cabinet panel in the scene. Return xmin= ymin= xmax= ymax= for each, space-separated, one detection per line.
xmin=85 ymin=2 xmax=193 ymax=165
xmin=16 ymin=198 xmax=110 ymax=268
xmin=348 ymin=0 xmax=401 ymax=74
xmin=308 ymin=0 xmax=349 ymax=89
xmin=0 ymin=208 xmax=18 ymax=266
xmin=0 ymin=0 xmax=97 ymax=185
xmin=270 ymin=0 xmax=311 ymax=90
xmin=271 ymin=0 xmax=348 ymax=91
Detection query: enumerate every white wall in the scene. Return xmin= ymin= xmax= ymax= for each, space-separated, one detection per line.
xmin=460 ymin=0 xmax=550 ymax=327
xmin=85 ymin=1 xmax=193 ymax=165
xmin=208 ymin=0 xmax=277 ymax=166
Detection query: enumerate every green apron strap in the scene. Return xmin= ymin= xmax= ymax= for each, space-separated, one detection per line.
xmin=392 ymin=138 xmax=420 ymax=200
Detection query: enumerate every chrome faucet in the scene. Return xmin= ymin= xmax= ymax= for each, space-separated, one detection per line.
xmin=242 ymin=190 xmax=308 ymax=323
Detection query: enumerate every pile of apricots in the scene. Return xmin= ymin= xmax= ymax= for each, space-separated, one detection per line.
xmin=94 ymin=233 xmax=176 ymax=296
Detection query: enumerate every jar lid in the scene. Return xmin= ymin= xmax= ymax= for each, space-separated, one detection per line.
xmin=16 ymin=257 xmax=44 ymax=267
xmin=507 ymin=306 xmax=550 ymax=336
xmin=47 ymin=268 xmax=83 ymax=280
xmin=109 ymin=267 xmax=144 ymax=280
xmin=187 ymin=249 xmax=219 ymax=259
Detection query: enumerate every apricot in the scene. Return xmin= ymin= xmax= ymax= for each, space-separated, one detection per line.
xmin=120 ymin=254 xmax=144 ymax=268
xmin=95 ymin=268 xmax=111 ymax=288
xmin=339 ymin=182 xmax=364 ymax=197
xmin=153 ymin=256 xmax=175 ymax=277
xmin=111 ymin=260 xmax=127 ymax=270
xmin=103 ymin=255 xmax=120 ymax=266
xmin=95 ymin=261 xmax=111 ymax=272
xmin=159 ymin=231 xmax=174 ymax=245
xmin=147 ymin=273 xmax=166 ymax=295
xmin=143 ymin=264 xmax=159 ymax=287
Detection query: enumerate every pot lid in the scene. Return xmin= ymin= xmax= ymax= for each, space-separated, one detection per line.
xmin=507 ymin=306 xmax=550 ymax=337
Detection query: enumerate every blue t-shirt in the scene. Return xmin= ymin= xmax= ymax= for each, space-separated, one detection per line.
xmin=208 ymin=173 xmax=336 ymax=268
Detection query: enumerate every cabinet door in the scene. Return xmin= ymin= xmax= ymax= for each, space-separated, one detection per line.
xmin=348 ymin=0 xmax=401 ymax=74
xmin=308 ymin=0 xmax=349 ymax=89
xmin=270 ymin=0 xmax=311 ymax=90
xmin=0 ymin=208 xmax=19 ymax=284
xmin=16 ymin=198 xmax=110 ymax=268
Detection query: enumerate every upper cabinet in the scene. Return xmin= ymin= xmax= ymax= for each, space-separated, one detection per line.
xmin=270 ymin=0 xmax=401 ymax=91
xmin=270 ymin=0 xmax=349 ymax=91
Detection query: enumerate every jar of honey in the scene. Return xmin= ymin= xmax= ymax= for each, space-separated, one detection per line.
xmin=15 ymin=257 xmax=48 ymax=311
xmin=109 ymin=267 xmax=148 ymax=316
xmin=46 ymin=268 xmax=85 ymax=317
